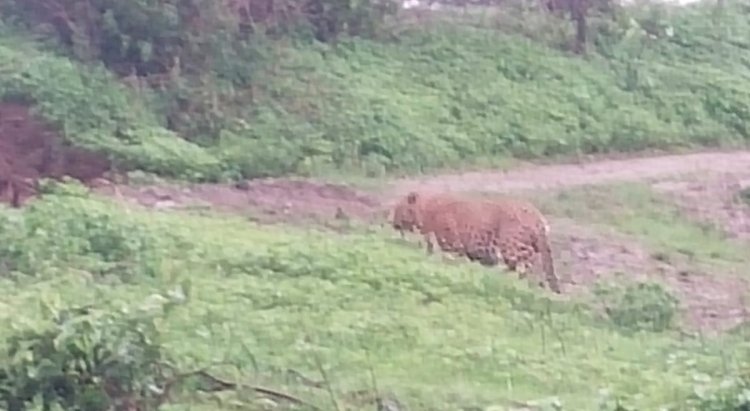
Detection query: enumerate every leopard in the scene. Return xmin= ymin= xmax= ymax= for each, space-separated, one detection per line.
xmin=390 ymin=191 xmax=560 ymax=293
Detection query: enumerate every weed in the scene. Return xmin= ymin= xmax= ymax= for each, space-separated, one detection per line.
xmin=0 ymin=32 xmax=223 ymax=180
xmin=594 ymin=281 xmax=679 ymax=333
xmin=0 ymin=287 xmax=187 ymax=411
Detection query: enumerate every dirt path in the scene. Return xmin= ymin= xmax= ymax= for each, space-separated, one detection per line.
xmin=388 ymin=150 xmax=750 ymax=199
xmin=103 ymin=150 xmax=750 ymax=216
xmin=92 ymin=149 xmax=750 ymax=333
xmin=6 ymin=96 xmax=750 ymax=332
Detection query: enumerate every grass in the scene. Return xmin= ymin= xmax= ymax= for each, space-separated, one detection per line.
xmin=739 ymin=187 xmax=750 ymax=206
xmin=1 ymin=1 xmax=750 ymax=408
xmin=535 ymin=182 xmax=749 ymax=265
xmin=1 ymin=186 xmax=750 ymax=409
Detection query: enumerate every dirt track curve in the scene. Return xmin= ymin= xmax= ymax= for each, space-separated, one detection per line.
xmin=95 ymin=149 xmax=750 ymax=334
xmin=389 ymin=150 xmax=750 ymax=199
xmin=4 ymin=98 xmax=749 ymax=332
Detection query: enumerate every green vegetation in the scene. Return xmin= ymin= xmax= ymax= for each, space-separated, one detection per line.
xmin=0 ymin=29 xmax=223 ymax=180
xmin=537 ymin=182 xmax=748 ymax=264
xmin=739 ymin=187 xmax=750 ymax=206
xmin=1 ymin=0 xmax=750 ymax=410
xmin=1 ymin=1 xmax=750 ymax=178
xmin=593 ymin=281 xmax=680 ymax=333
xmin=0 ymin=184 xmax=747 ymax=410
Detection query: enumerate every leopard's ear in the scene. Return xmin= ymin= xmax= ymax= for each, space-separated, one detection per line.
xmin=406 ymin=191 xmax=419 ymax=205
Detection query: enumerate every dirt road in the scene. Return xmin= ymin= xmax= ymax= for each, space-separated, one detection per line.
xmin=6 ymin=99 xmax=750 ymax=332
xmin=94 ymin=149 xmax=750 ymax=333
xmin=389 ymin=150 xmax=750 ymax=197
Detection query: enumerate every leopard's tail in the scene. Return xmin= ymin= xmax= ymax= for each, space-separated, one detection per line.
xmin=535 ymin=228 xmax=560 ymax=294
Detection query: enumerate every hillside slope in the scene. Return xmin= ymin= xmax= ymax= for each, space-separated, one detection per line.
xmin=196 ymin=0 xmax=750 ymax=176
xmin=1 ymin=2 xmax=750 ymax=180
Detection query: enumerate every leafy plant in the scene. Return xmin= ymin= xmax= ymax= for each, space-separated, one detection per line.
xmin=0 ymin=40 xmax=224 ymax=180
xmin=678 ymin=373 xmax=750 ymax=411
xmin=1 ymin=0 xmax=749 ymax=179
xmin=0 ymin=189 xmax=184 ymax=279
xmin=0 ymin=192 xmax=747 ymax=409
xmin=0 ymin=286 xmax=189 ymax=411
xmin=594 ymin=281 xmax=679 ymax=333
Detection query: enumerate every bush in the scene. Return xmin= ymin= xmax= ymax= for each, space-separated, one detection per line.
xmin=594 ymin=281 xmax=679 ymax=333
xmin=0 ymin=287 xmax=187 ymax=411
xmin=0 ymin=0 xmax=399 ymax=74
xmin=0 ymin=191 xmax=748 ymax=409
xmin=208 ymin=2 xmax=750 ymax=177
xmin=678 ymin=373 xmax=750 ymax=411
xmin=0 ymin=0 xmax=246 ymax=77
xmin=0 ymin=185 xmax=185 ymax=279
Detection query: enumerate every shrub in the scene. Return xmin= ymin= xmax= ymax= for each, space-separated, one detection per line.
xmin=0 ymin=40 xmax=224 ymax=180
xmin=3 ymin=0 xmax=750 ymax=180
xmin=209 ymin=2 xmax=750 ymax=177
xmin=0 ymin=0 xmax=243 ymax=77
xmin=594 ymin=281 xmax=679 ymax=333
xmin=679 ymin=373 xmax=750 ymax=411
xmin=0 ymin=185 xmax=184 ymax=279
xmin=0 ymin=0 xmax=399 ymax=73
xmin=0 ymin=287 xmax=187 ymax=411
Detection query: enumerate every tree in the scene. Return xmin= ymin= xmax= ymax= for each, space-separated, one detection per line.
xmin=545 ymin=0 xmax=591 ymax=54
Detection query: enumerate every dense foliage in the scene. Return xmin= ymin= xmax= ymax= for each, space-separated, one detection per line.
xmin=0 ymin=32 xmax=224 ymax=180
xmin=0 ymin=294 xmax=184 ymax=411
xmin=0 ymin=1 xmax=749 ymax=179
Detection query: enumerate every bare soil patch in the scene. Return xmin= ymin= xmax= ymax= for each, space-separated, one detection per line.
xmin=95 ymin=178 xmax=382 ymax=225
xmin=389 ymin=150 xmax=750 ymax=201
xmin=653 ymin=171 xmax=750 ymax=241
xmin=551 ymin=219 xmax=749 ymax=334
xmin=0 ymin=102 xmax=111 ymax=206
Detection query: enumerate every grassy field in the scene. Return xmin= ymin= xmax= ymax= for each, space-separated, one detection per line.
xmin=0 ymin=182 xmax=749 ymax=410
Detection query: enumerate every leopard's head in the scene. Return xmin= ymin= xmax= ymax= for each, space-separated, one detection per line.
xmin=391 ymin=191 xmax=423 ymax=233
